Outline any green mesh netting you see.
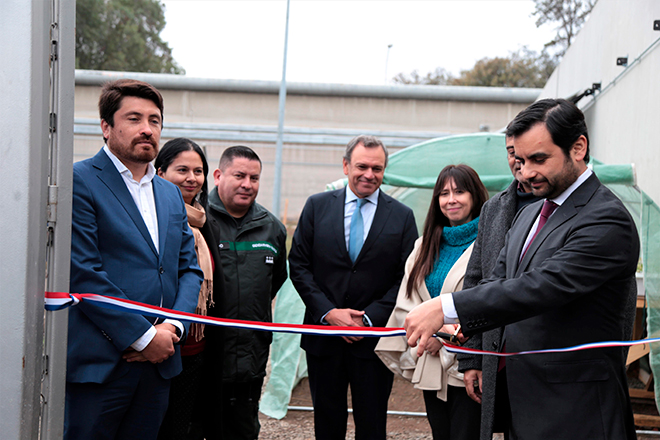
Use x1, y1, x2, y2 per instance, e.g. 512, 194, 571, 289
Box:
259, 272, 308, 419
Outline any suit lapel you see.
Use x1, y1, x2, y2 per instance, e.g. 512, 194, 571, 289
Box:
516, 202, 577, 274
332, 189, 351, 261
93, 150, 159, 257
508, 203, 540, 277
357, 191, 392, 262
153, 177, 169, 260
516, 174, 600, 274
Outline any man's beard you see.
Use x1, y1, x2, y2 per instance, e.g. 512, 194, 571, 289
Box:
110, 135, 158, 164
129, 136, 158, 163
531, 157, 579, 199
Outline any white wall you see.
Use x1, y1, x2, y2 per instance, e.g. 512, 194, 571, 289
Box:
540, 0, 660, 204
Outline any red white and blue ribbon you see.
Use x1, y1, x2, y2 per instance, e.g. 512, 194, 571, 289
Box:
44, 291, 404, 338
45, 291, 656, 356
441, 338, 656, 357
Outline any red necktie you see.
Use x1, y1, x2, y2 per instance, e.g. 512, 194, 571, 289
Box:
521, 200, 558, 260
502, 200, 559, 372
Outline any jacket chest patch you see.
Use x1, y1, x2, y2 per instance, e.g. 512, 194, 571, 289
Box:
218, 240, 279, 256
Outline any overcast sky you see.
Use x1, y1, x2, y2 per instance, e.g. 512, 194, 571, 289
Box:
160, 0, 556, 85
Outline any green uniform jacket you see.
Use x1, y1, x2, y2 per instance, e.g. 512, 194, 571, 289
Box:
206, 188, 287, 383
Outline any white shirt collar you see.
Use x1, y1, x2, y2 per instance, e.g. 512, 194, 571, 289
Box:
345, 186, 379, 206
549, 167, 593, 206
103, 144, 156, 183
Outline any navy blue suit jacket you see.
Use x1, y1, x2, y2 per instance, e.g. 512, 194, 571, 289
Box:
67, 148, 203, 383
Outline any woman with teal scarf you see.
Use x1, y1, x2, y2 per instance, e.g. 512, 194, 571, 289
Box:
376, 165, 488, 440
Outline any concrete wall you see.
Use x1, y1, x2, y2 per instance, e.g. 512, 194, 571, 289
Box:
540, 0, 660, 204
74, 72, 538, 220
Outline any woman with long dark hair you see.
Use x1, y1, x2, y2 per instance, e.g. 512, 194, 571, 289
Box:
155, 138, 224, 440
376, 164, 488, 440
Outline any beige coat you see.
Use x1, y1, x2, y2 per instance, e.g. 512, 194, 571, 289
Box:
375, 236, 474, 401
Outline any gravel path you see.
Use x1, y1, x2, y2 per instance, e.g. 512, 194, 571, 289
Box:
258, 376, 659, 439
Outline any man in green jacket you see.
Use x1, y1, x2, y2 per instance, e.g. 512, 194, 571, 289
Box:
205, 145, 287, 440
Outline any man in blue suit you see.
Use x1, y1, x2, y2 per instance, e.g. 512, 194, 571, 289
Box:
65, 79, 203, 439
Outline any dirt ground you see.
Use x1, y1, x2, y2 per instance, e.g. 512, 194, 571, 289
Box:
259, 374, 660, 440
259, 375, 435, 440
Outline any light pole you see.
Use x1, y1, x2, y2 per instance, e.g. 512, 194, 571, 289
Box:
384, 44, 393, 84
272, 0, 290, 219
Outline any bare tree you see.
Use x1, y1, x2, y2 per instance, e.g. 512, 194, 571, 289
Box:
392, 67, 455, 86
533, 0, 596, 57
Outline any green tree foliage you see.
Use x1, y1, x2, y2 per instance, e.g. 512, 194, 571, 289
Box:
533, 0, 596, 57
393, 48, 556, 88
76, 0, 184, 74
452, 48, 556, 88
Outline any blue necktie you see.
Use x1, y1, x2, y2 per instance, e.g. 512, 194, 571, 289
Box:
349, 198, 367, 262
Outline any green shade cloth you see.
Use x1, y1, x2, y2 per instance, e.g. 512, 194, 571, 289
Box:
383, 132, 635, 190
259, 272, 308, 419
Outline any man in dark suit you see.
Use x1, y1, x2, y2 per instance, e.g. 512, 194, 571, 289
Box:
66, 79, 203, 440
405, 99, 639, 439
457, 134, 539, 440
289, 135, 418, 440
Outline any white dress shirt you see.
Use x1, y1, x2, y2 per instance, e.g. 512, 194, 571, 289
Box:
344, 187, 379, 250
103, 145, 184, 350
321, 186, 380, 326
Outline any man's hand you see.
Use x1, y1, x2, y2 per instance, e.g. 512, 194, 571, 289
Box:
439, 323, 469, 345
325, 308, 365, 344
404, 297, 445, 357
425, 337, 443, 356
464, 369, 483, 404
122, 348, 148, 362
424, 324, 461, 355
440, 324, 459, 335
132, 323, 179, 364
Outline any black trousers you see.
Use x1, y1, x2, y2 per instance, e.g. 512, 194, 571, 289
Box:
209, 378, 264, 440
158, 352, 205, 440
493, 369, 511, 439
306, 350, 394, 440
422, 385, 481, 440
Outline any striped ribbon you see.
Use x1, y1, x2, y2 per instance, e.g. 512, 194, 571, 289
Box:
44, 291, 404, 338
441, 338, 656, 357
45, 291, 656, 357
